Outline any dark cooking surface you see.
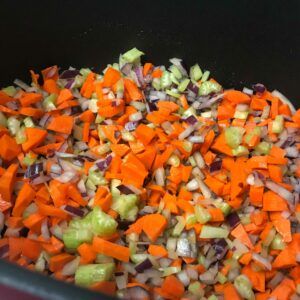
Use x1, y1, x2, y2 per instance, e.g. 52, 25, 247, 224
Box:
0, 0, 299, 300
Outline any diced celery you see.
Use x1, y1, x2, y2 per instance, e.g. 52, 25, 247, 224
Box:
75, 263, 115, 287
198, 81, 222, 96
244, 127, 261, 145
112, 63, 120, 70
183, 140, 193, 152
112, 194, 138, 221
129, 241, 137, 255
95, 115, 105, 124
7, 117, 20, 135
93, 143, 111, 155
166, 88, 180, 98
74, 75, 85, 88
232, 145, 249, 157
162, 266, 181, 277
234, 275, 255, 300
121, 130, 135, 142
2, 86, 17, 97
172, 216, 186, 237
272, 115, 284, 134
234, 110, 249, 119
0, 112, 7, 127
63, 228, 93, 249
169, 65, 182, 80
213, 199, 231, 216
160, 71, 172, 89
190, 64, 202, 81
178, 78, 190, 92
170, 73, 180, 85
23, 117, 35, 128
271, 233, 286, 250
182, 107, 196, 118
255, 141, 271, 155
201, 70, 210, 82
195, 205, 211, 224
115, 78, 124, 93
197, 254, 205, 265
201, 111, 212, 118
88, 170, 107, 186
79, 68, 92, 77
152, 78, 161, 90
86, 179, 97, 191
95, 254, 114, 264
131, 253, 149, 264
23, 154, 36, 166
217, 272, 227, 284
200, 225, 229, 239
16, 126, 27, 144
42, 94, 57, 111
207, 296, 218, 300
240, 214, 251, 225
88, 99, 98, 113
167, 154, 180, 167
188, 282, 204, 297
122, 48, 144, 63
90, 206, 117, 236
110, 179, 122, 199
185, 214, 197, 226
188, 156, 197, 167
225, 126, 245, 148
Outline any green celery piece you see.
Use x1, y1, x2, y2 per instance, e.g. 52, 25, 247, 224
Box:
270, 234, 286, 250
166, 89, 180, 98
178, 78, 190, 92
272, 115, 284, 134
232, 145, 249, 157
75, 263, 115, 287
198, 81, 221, 96
185, 214, 197, 226
95, 115, 105, 124
169, 65, 182, 80
201, 70, 210, 82
122, 48, 144, 63
42, 94, 57, 111
213, 199, 231, 216
244, 127, 261, 145
255, 141, 271, 155
182, 107, 196, 118
88, 170, 107, 186
110, 179, 122, 199
188, 281, 204, 297
172, 216, 186, 236
23, 117, 35, 128
23, 155, 36, 166
79, 68, 92, 77
0, 112, 7, 127
152, 78, 161, 90
195, 205, 211, 224
2, 86, 17, 97
234, 110, 249, 120
225, 126, 245, 149
217, 272, 227, 284
130, 253, 149, 264
234, 275, 255, 300
190, 64, 202, 81
112, 194, 138, 221
207, 296, 218, 300
7, 117, 20, 135
90, 206, 117, 236
160, 71, 172, 89
63, 228, 93, 249
200, 225, 229, 239
16, 127, 27, 144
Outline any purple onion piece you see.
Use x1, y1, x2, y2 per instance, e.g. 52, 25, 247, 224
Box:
252, 83, 266, 94
135, 258, 153, 273
63, 205, 84, 217
281, 136, 295, 149
65, 79, 75, 89
60, 69, 80, 79
77, 155, 95, 162
70, 106, 82, 115
24, 163, 43, 179
209, 160, 222, 173
125, 121, 139, 131
96, 155, 112, 171
212, 239, 228, 260
117, 185, 134, 195
121, 63, 132, 76
183, 115, 198, 125
227, 212, 240, 228
134, 66, 145, 86
146, 102, 157, 112
0, 244, 9, 258
19, 227, 30, 237
187, 82, 199, 95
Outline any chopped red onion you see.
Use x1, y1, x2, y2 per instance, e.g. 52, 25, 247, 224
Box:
31, 175, 51, 185
6, 101, 19, 111
186, 267, 198, 280
135, 258, 153, 273
176, 238, 191, 257
55, 152, 77, 158
266, 180, 294, 203
134, 67, 145, 86
169, 58, 188, 77
178, 126, 195, 140
227, 212, 240, 228
252, 83, 266, 93
96, 155, 112, 171
4, 227, 21, 237
285, 146, 299, 158
196, 93, 224, 110
0, 212, 4, 232
53, 171, 77, 183
0, 244, 9, 258
199, 266, 218, 284
123, 286, 150, 300
62, 205, 84, 217
117, 185, 134, 195
24, 162, 43, 179
209, 160, 222, 173
212, 239, 228, 260
60, 69, 80, 79
183, 115, 198, 125
186, 179, 199, 191
187, 82, 199, 95
125, 121, 139, 131
129, 111, 143, 122
61, 257, 80, 276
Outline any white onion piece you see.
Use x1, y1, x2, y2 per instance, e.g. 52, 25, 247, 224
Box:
55, 152, 77, 158
266, 180, 294, 203
188, 135, 204, 143
52, 171, 77, 183
193, 151, 205, 169
186, 179, 199, 191
155, 167, 165, 186
31, 175, 51, 185
252, 253, 272, 270
178, 126, 195, 140
177, 271, 190, 286
115, 273, 128, 289
196, 177, 212, 199
129, 111, 143, 122
272, 90, 296, 114
41, 219, 50, 240
242, 87, 253, 95
61, 257, 80, 276
14, 79, 31, 91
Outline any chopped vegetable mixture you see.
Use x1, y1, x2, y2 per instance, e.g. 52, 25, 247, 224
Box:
0, 48, 300, 300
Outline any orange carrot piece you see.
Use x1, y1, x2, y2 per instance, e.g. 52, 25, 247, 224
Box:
0, 163, 18, 202
263, 191, 288, 211
43, 79, 60, 94
77, 243, 96, 264
135, 124, 156, 145
22, 239, 42, 261
272, 219, 292, 242
224, 90, 251, 104
143, 62, 153, 76
49, 253, 74, 272
231, 224, 253, 249
47, 115, 74, 134
22, 127, 47, 152
142, 214, 167, 242
93, 237, 130, 262
124, 78, 143, 101
223, 283, 242, 300
103, 67, 121, 88
148, 244, 168, 257
19, 93, 43, 107
56, 88, 73, 105
161, 275, 185, 299
249, 186, 264, 207
0, 134, 21, 161
12, 182, 35, 217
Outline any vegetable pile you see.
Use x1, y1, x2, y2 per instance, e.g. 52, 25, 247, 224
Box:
0, 48, 299, 300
